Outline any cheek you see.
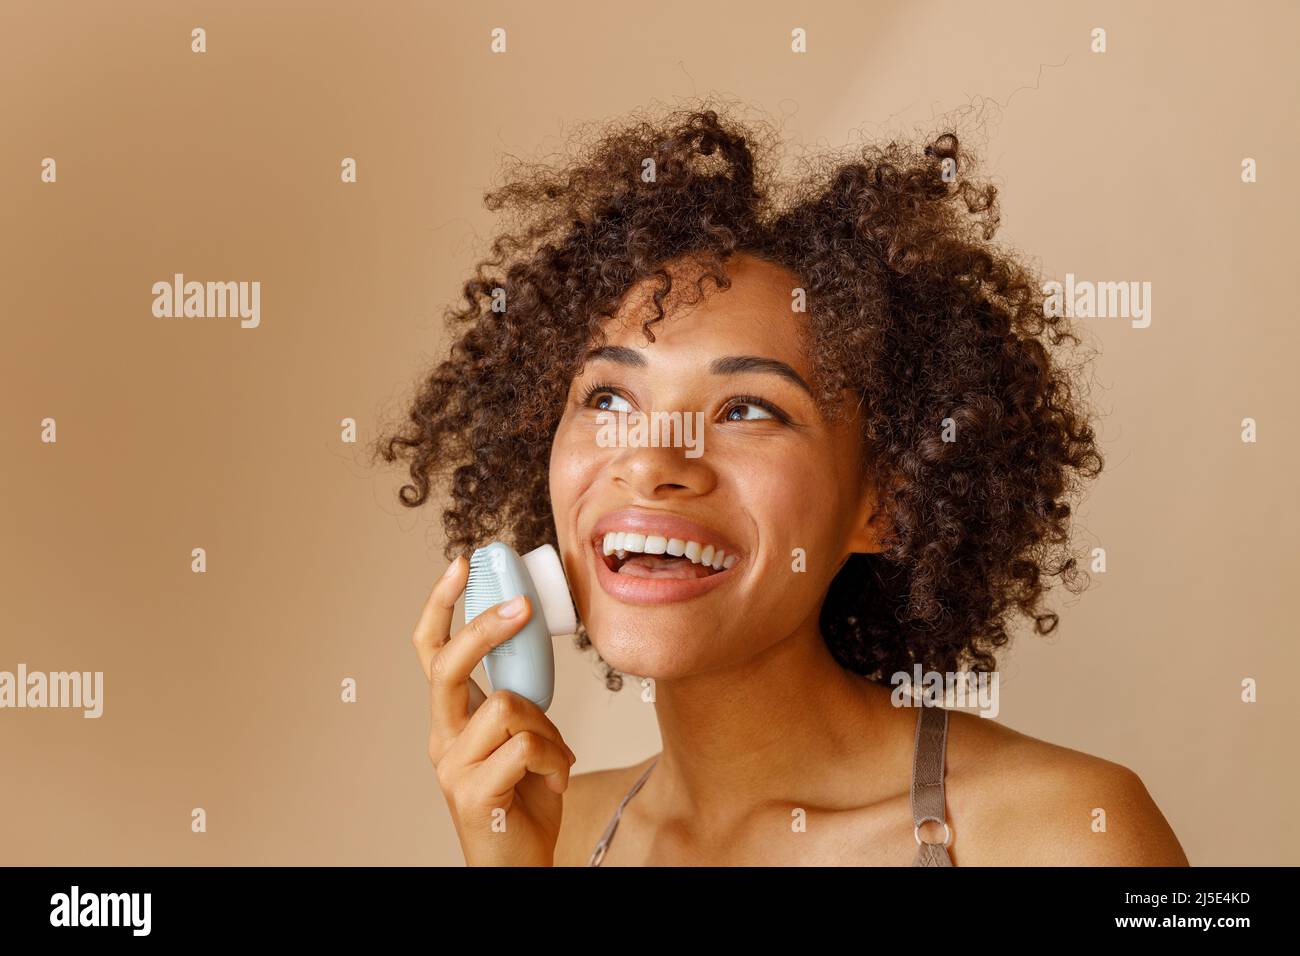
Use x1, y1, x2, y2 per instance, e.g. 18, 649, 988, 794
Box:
734, 444, 849, 574
548, 421, 604, 522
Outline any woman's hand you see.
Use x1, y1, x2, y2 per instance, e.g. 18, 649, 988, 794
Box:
412, 556, 576, 866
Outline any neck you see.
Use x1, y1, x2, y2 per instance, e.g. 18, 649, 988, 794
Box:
647, 615, 909, 823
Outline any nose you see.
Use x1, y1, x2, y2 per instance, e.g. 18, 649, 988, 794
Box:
609, 442, 716, 500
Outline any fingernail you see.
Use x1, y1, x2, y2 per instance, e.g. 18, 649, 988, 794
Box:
498, 595, 526, 618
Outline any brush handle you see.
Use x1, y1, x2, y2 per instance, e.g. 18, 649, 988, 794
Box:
468, 543, 559, 712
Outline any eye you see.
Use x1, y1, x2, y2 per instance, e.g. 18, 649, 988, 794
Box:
725, 402, 772, 421
722, 396, 782, 422
596, 391, 632, 413
580, 383, 633, 413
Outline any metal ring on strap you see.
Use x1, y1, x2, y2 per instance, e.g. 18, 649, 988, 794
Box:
913, 817, 953, 847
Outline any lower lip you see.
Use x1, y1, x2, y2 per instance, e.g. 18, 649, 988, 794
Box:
591, 543, 739, 605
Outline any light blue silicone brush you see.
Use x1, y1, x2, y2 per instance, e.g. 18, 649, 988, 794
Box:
463, 542, 577, 713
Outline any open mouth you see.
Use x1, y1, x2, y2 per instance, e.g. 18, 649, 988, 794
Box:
594, 532, 738, 580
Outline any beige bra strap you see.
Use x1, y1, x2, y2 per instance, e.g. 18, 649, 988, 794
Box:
910, 704, 954, 867
587, 757, 659, 867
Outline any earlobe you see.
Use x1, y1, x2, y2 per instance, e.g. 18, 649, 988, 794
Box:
846, 484, 892, 555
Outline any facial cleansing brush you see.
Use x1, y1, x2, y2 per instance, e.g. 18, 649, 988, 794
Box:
463, 542, 578, 713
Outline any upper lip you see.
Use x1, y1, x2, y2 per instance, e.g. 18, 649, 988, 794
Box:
589, 508, 743, 557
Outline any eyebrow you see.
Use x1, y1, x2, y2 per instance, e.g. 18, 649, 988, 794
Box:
709, 355, 812, 395
583, 346, 813, 396
583, 345, 646, 367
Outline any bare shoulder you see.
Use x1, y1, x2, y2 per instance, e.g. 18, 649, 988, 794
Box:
553, 755, 658, 867
941, 710, 1189, 866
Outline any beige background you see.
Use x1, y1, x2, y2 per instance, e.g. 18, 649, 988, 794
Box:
1, 0, 1296, 865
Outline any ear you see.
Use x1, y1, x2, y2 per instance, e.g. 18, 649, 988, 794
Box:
845, 477, 895, 555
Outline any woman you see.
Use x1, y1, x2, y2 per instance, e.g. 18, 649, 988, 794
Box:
380, 105, 1188, 866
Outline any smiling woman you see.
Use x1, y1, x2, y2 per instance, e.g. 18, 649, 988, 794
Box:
377, 102, 1188, 867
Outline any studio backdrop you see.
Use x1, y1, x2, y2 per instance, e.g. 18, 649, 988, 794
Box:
1, 0, 1296, 865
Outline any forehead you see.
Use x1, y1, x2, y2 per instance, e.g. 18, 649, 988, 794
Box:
599, 254, 810, 372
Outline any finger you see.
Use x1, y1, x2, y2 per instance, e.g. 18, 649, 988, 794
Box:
412, 556, 468, 681
467, 678, 488, 715
457, 689, 577, 768
427, 675, 490, 769
429, 595, 534, 742
472, 731, 573, 803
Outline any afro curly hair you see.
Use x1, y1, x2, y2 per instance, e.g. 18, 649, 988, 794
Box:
376, 100, 1104, 690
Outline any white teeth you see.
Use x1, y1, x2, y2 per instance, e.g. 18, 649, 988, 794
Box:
599, 529, 740, 570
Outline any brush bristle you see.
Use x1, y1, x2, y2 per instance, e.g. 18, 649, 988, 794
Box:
464, 549, 504, 622
465, 547, 515, 657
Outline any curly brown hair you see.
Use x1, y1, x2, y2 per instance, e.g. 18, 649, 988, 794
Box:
376, 101, 1104, 688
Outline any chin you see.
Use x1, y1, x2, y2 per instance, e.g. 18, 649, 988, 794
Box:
583, 613, 722, 681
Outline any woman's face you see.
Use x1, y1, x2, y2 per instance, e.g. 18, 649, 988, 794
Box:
548, 253, 883, 680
